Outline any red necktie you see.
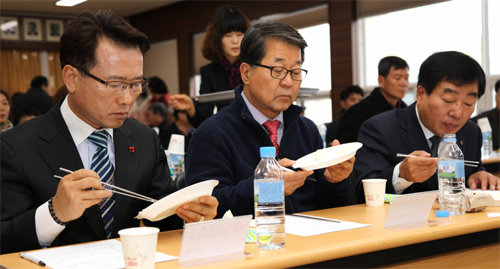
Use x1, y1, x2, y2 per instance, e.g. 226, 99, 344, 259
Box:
262, 120, 280, 158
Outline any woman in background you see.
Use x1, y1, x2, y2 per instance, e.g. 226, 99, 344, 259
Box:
171, 5, 250, 127
0, 90, 13, 132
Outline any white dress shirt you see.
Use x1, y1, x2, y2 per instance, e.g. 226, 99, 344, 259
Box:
392, 105, 437, 193
241, 90, 284, 144
35, 97, 114, 247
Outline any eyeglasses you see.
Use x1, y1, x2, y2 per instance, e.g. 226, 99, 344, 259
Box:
74, 66, 149, 95
252, 63, 308, 81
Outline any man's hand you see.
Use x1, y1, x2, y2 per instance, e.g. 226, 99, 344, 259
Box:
52, 169, 112, 223
468, 171, 500, 190
324, 140, 354, 183
175, 195, 218, 222
279, 158, 314, 196
399, 150, 437, 182
169, 94, 195, 117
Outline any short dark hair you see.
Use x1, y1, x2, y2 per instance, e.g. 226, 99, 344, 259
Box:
30, 76, 48, 88
0, 89, 10, 104
13, 105, 39, 125
495, 79, 500, 93
378, 56, 409, 77
241, 21, 307, 66
148, 102, 168, 120
60, 10, 150, 71
148, 77, 168, 94
417, 51, 486, 98
202, 5, 250, 62
340, 85, 364, 101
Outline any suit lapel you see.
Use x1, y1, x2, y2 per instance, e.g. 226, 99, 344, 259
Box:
400, 104, 430, 153
112, 121, 140, 234
38, 106, 106, 240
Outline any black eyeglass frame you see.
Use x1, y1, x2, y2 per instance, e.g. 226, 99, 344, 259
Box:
74, 66, 149, 94
251, 63, 308, 81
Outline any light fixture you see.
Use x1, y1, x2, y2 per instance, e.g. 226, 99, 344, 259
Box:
55, 0, 88, 7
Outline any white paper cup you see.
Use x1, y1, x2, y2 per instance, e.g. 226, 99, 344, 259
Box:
167, 134, 185, 155
118, 227, 159, 269
362, 179, 387, 207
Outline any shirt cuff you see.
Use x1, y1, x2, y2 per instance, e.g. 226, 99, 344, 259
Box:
35, 201, 66, 247
392, 162, 414, 194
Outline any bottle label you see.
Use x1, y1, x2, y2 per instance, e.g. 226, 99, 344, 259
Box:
482, 131, 492, 141
256, 181, 284, 204
438, 160, 465, 178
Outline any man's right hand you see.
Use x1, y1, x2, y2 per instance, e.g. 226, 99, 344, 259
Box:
399, 150, 438, 183
52, 169, 112, 223
279, 158, 314, 196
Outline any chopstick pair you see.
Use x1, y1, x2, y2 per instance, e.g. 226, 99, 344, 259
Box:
396, 153, 479, 167
54, 167, 157, 203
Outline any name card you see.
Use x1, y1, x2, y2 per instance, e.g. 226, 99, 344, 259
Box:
179, 215, 252, 266
384, 190, 437, 229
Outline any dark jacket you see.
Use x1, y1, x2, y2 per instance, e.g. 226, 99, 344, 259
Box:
337, 87, 407, 143
12, 87, 52, 114
1, 100, 182, 254
190, 62, 240, 127
354, 103, 484, 203
186, 85, 351, 218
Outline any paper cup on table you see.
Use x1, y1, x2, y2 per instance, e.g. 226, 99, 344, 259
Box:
362, 179, 387, 207
167, 134, 185, 155
119, 227, 159, 269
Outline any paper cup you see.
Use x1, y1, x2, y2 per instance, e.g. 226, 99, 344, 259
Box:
118, 227, 159, 269
362, 179, 387, 207
167, 134, 185, 155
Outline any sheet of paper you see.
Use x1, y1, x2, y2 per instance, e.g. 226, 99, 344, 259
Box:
179, 215, 252, 266
284, 215, 370, 236
22, 239, 177, 269
384, 190, 438, 230
466, 188, 500, 206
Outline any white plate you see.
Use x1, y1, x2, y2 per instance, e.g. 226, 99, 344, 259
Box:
136, 179, 219, 222
292, 142, 363, 170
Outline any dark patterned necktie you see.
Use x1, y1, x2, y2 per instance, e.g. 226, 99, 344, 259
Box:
88, 130, 115, 238
263, 120, 281, 158
430, 135, 442, 157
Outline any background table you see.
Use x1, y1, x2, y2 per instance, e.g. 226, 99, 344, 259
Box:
1, 203, 499, 268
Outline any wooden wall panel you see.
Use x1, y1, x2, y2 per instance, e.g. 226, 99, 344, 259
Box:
1, 49, 41, 97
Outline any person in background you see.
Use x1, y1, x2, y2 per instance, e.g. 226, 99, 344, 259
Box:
186, 21, 354, 218
337, 56, 409, 143
171, 5, 250, 128
1, 10, 218, 254
51, 85, 69, 107
12, 75, 52, 114
12, 105, 40, 125
146, 103, 194, 153
128, 86, 152, 125
325, 85, 364, 146
353, 51, 499, 203
472, 79, 499, 150
0, 90, 13, 132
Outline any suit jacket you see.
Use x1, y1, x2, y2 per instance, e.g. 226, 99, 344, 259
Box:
337, 88, 407, 143
190, 62, 237, 127
353, 103, 483, 203
12, 87, 52, 114
1, 101, 181, 254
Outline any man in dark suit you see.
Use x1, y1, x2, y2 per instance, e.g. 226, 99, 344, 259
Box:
354, 51, 499, 202
337, 56, 409, 143
12, 75, 52, 114
1, 10, 217, 254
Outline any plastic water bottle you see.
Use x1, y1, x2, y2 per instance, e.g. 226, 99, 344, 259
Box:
254, 146, 285, 249
437, 134, 466, 216
481, 130, 493, 158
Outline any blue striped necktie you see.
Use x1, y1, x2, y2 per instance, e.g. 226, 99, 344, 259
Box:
88, 130, 115, 238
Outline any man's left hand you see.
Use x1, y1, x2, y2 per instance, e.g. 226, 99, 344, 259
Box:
468, 171, 500, 190
175, 195, 218, 222
323, 140, 355, 183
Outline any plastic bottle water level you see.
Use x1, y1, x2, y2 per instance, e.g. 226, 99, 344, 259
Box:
438, 176, 465, 216
254, 201, 285, 249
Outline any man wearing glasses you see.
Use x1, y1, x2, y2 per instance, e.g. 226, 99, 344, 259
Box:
1, 10, 218, 254
186, 21, 354, 218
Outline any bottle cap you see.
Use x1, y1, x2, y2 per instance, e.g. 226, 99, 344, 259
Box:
436, 210, 450, 217
260, 146, 276, 158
